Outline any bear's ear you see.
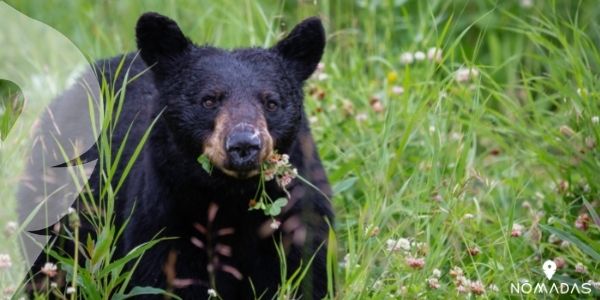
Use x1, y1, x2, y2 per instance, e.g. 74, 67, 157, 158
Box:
136, 12, 191, 75
273, 17, 326, 82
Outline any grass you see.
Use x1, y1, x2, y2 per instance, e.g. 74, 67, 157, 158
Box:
1, 0, 600, 299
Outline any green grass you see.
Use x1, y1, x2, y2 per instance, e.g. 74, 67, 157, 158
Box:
1, 0, 600, 299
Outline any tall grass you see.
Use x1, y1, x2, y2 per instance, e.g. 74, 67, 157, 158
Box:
1, 0, 599, 299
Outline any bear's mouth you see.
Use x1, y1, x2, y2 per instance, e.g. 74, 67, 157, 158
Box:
219, 167, 261, 179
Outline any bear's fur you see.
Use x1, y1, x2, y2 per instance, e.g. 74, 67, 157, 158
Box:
20, 12, 333, 300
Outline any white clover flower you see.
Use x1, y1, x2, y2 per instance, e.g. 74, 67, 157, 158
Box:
269, 220, 281, 230
66, 287, 76, 294
41, 262, 58, 277
0, 254, 12, 269
385, 238, 411, 252
208, 289, 217, 297
427, 47, 443, 62
406, 256, 425, 269
400, 52, 414, 64
414, 51, 426, 61
4, 221, 18, 236
372, 280, 383, 290
455, 67, 479, 83
428, 277, 441, 289
575, 262, 587, 274
470, 280, 486, 295
391, 86, 404, 95
592, 116, 599, 124
355, 113, 368, 122
432, 268, 442, 278
317, 73, 329, 81
520, 0, 533, 8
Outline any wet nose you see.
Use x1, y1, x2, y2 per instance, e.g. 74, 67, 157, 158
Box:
226, 128, 261, 170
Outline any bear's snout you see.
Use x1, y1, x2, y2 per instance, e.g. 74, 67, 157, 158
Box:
225, 123, 261, 171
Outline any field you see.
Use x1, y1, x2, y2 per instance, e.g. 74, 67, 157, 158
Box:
1, 0, 599, 299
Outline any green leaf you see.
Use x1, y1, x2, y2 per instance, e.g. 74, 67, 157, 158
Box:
332, 177, 358, 194
541, 224, 600, 261
268, 205, 281, 216
273, 197, 288, 207
197, 154, 213, 174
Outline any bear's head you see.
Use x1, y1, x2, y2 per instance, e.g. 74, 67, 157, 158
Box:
136, 13, 325, 179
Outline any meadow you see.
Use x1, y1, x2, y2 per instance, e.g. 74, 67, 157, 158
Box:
1, 0, 599, 299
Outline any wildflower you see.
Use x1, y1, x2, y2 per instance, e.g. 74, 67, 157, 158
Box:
470, 280, 486, 295
455, 275, 471, 287
66, 287, 76, 294
575, 262, 587, 274
456, 284, 469, 294
559, 125, 575, 137
4, 221, 17, 237
520, 0, 534, 8
263, 153, 297, 188
427, 277, 441, 289
269, 220, 281, 230
467, 246, 480, 256
366, 225, 380, 237
400, 52, 414, 64
586, 280, 600, 290
317, 73, 329, 81
355, 113, 368, 122
427, 47, 442, 62
511, 223, 524, 237
391, 86, 404, 95
585, 137, 596, 149
432, 268, 442, 278
372, 279, 383, 290
341, 100, 354, 116
521, 201, 531, 209
560, 240, 570, 248
3, 286, 15, 296
553, 257, 566, 269
406, 256, 425, 269
575, 213, 590, 231
207, 289, 217, 297
50, 282, 58, 289
386, 238, 410, 252
414, 51, 426, 61
488, 284, 499, 292
370, 97, 384, 114
548, 234, 561, 244
449, 266, 464, 278
41, 262, 58, 278
387, 71, 398, 83
455, 67, 479, 83
0, 254, 12, 269
339, 254, 350, 268
463, 213, 475, 220
592, 116, 599, 124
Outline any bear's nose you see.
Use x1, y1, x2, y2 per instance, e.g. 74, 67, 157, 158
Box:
225, 128, 261, 171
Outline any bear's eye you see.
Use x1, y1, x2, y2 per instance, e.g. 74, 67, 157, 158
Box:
201, 96, 218, 109
266, 100, 279, 112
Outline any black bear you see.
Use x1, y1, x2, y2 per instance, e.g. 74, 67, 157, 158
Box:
19, 12, 334, 300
